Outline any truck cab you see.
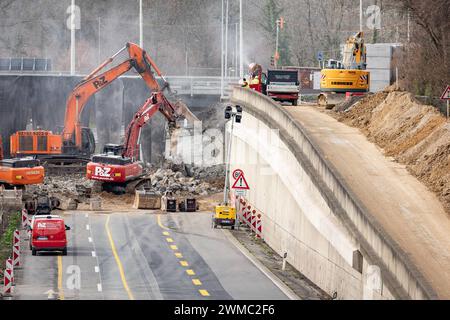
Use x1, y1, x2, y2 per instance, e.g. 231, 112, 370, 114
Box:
266, 69, 300, 105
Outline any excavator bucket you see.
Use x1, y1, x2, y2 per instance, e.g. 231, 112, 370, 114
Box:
133, 188, 161, 209
318, 93, 346, 109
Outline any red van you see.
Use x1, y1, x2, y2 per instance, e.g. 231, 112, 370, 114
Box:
30, 215, 70, 256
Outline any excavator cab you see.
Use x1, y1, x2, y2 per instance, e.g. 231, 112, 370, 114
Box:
102, 144, 124, 155
61, 127, 95, 157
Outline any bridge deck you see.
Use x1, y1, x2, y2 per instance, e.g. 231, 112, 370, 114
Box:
283, 105, 450, 299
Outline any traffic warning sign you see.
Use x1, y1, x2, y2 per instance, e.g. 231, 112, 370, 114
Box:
232, 169, 250, 190
441, 85, 450, 100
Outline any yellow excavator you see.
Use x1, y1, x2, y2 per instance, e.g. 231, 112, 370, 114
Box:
318, 31, 370, 108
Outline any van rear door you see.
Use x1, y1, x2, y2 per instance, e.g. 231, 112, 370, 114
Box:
35, 220, 65, 241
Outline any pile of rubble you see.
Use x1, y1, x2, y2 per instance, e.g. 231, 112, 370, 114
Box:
26, 163, 225, 204
148, 163, 225, 196
28, 173, 94, 199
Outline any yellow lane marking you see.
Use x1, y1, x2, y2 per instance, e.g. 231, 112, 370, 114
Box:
192, 279, 202, 286
157, 214, 170, 230
180, 261, 189, 267
57, 256, 65, 300
156, 214, 209, 297
105, 215, 135, 300
199, 289, 210, 296
186, 269, 195, 276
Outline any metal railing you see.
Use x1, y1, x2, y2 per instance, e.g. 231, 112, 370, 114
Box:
0, 67, 239, 98
0, 58, 52, 72
165, 76, 239, 97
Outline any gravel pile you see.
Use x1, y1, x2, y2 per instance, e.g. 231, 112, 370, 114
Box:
27, 163, 225, 199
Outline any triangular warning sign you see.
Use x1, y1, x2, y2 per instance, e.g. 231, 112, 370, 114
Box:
232, 173, 250, 190
441, 85, 450, 100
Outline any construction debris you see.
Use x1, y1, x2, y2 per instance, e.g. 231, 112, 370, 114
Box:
148, 164, 224, 197
25, 162, 224, 211
0, 189, 23, 212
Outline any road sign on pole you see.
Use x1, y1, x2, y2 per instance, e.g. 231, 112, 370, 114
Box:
441, 86, 450, 121
440, 85, 450, 100
317, 51, 323, 61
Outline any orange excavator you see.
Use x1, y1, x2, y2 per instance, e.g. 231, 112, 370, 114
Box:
10, 42, 193, 167
0, 136, 44, 188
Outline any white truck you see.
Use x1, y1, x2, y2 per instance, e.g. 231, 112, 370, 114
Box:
265, 69, 300, 106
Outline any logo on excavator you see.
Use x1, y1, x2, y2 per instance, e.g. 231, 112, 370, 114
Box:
94, 166, 111, 177
93, 76, 108, 89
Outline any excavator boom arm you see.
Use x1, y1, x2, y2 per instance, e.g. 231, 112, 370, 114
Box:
62, 42, 165, 149
62, 59, 133, 143
122, 92, 180, 160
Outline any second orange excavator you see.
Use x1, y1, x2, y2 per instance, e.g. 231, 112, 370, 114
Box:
10, 42, 191, 167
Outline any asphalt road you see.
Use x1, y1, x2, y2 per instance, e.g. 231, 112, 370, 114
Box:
14, 211, 289, 300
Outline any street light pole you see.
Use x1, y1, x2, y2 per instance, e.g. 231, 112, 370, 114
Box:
70, 0, 76, 75
224, 0, 229, 78
235, 23, 238, 77
223, 116, 234, 205
359, 0, 363, 32
98, 17, 101, 64
220, 0, 224, 99
239, 0, 244, 78
275, 20, 279, 68
223, 106, 242, 206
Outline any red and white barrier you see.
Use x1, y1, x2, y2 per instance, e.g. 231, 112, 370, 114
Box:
250, 210, 257, 233
238, 199, 247, 224
255, 214, 262, 239
13, 229, 20, 245
6, 257, 14, 288
236, 197, 264, 239
21, 209, 29, 229
3, 265, 12, 295
13, 244, 20, 268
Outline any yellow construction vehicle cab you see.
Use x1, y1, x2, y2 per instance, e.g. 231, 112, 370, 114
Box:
318, 31, 370, 108
213, 205, 236, 229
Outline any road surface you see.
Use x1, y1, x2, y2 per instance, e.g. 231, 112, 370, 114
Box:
283, 105, 450, 298
14, 211, 289, 300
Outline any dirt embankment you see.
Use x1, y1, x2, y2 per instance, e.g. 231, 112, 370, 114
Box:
334, 89, 450, 214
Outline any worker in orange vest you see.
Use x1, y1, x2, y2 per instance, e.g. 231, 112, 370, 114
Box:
250, 75, 260, 85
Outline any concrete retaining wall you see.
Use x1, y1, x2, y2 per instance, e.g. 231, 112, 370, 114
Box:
230, 87, 437, 300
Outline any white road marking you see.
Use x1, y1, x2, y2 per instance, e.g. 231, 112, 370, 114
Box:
91, 251, 96, 257
97, 283, 102, 292
88, 237, 93, 243
95, 266, 99, 273
86, 225, 90, 231
85, 213, 88, 218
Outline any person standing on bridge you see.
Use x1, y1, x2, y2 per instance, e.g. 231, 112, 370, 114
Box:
250, 75, 260, 85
